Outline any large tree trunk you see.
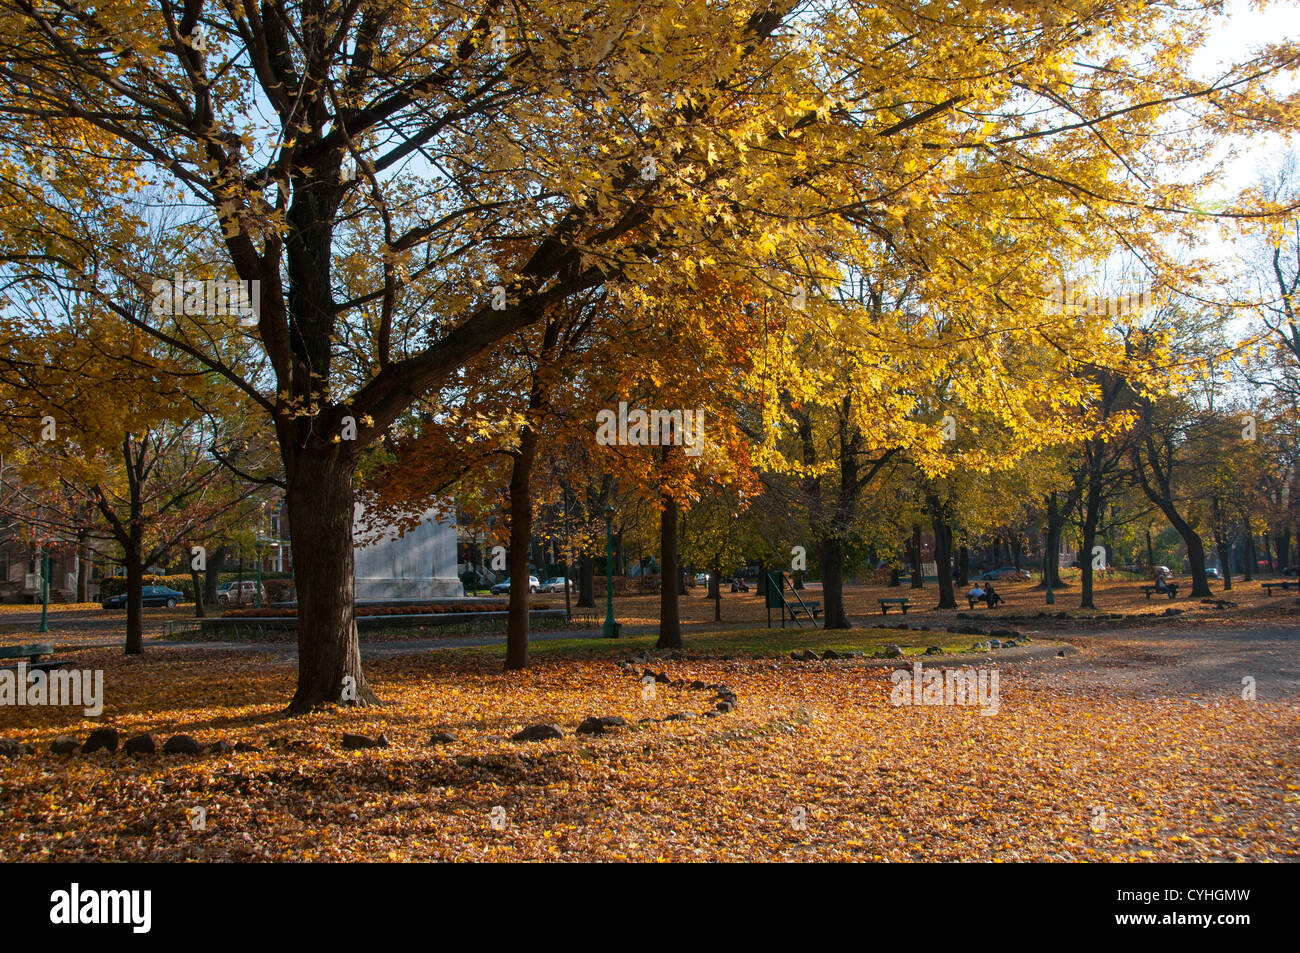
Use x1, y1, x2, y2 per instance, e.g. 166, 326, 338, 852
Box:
124, 532, 144, 656
1080, 475, 1101, 609
76, 530, 90, 603
1044, 491, 1069, 588
927, 497, 957, 610
817, 535, 851, 629
205, 545, 227, 605
1243, 528, 1255, 582
709, 559, 721, 623
190, 556, 205, 619
1278, 528, 1293, 570
1218, 537, 1233, 591
656, 493, 682, 649
957, 544, 969, 586
284, 454, 377, 714
577, 553, 595, 607
1158, 502, 1212, 597
504, 427, 538, 671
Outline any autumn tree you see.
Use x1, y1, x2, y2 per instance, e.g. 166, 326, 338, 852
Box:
3, 0, 1295, 709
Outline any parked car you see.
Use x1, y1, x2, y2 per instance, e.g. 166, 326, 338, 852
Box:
491, 575, 540, 595
1153, 565, 1173, 579
218, 580, 267, 606
978, 566, 1031, 582
102, 585, 186, 609
1205, 567, 1222, 579
1283, 566, 1300, 576
539, 577, 570, 593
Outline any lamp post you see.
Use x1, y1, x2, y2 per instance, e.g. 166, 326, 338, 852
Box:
38, 547, 49, 634
602, 505, 619, 638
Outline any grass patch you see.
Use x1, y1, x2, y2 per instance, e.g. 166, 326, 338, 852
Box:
446, 626, 990, 661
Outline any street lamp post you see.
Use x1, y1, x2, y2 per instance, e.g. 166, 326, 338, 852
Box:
38, 548, 49, 634
602, 505, 619, 638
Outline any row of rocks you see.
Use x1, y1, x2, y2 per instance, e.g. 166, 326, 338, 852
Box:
972, 637, 1023, 651
0, 727, 257, 759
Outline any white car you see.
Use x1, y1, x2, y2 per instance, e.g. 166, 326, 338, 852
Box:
218, 580, 266, 606
490, 575, 540, 595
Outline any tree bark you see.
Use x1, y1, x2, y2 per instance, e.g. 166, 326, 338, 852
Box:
124, 532, 144, 656
76, 530, 90, 603
190, 557, 205, 618
205, 545, 227, 605
710, 560, 721, 623
1156, 501, 1212, 596
1080, 471, 1102, 609
504, 426, 538, 670
817, 535, 851, 628
577, 553, 595, 608
927, 496, 957, 610
910, 524, 924, 589
656, 493, 682, 649
1044, 491, 1070, 588
284, 453, 377, 714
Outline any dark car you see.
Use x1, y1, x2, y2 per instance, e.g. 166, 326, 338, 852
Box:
102, 585, 185, 609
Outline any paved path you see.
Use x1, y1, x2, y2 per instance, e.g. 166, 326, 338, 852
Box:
10, 608, 1299, 699
1015, 619, 1300, 699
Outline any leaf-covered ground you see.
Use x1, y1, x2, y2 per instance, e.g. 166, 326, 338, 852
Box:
1, 627, 1295, 862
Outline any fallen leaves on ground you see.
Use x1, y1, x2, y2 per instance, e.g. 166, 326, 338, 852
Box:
0, 646, 1294, 861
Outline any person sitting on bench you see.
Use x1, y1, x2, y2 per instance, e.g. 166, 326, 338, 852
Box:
983, 583, 1004, 608
1154, 574, 1178, 599
968, 582, 986, 607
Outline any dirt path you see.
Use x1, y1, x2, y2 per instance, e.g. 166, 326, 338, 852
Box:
1014, 620, 1300, 700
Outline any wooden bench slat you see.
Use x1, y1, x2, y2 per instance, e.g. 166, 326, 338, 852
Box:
0, 644, 54, 660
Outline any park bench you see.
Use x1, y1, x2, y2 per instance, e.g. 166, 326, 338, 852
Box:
790, 601, 822, 622
1141, 585, 1178, 600
1261, 581, 1297, 595
879, 597, 911, 615
0, 643, 70, 672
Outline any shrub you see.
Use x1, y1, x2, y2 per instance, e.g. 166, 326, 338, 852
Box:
99, 573, 198, 600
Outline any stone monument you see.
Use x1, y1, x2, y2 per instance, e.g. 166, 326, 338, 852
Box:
352, 502, 464, 600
